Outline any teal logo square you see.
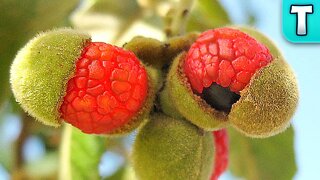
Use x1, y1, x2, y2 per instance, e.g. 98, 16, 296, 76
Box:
283, 0, 320, 43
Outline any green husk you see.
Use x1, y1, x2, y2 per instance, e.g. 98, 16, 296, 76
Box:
229, 57, 298, 137
165, 53, 227, 130
229, 27, 299, 138
164, 26, 298, 138
159, 87, 183, 119
132, 113, 214, 180
123, 36, 165, 68
10, 29, 91, 127
124, 33, 198, 68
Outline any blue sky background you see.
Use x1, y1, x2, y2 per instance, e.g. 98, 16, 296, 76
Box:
1, 0, 320, 179
220, 0, 320, 179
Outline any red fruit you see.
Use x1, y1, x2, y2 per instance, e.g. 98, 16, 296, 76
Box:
184, 28, 273, 94
59, 42, 148, 134
211, 129, 229, 180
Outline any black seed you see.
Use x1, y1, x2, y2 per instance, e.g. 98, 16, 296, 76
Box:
201, 83, 240, 113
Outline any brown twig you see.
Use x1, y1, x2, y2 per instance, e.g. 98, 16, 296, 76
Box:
12, 113, 32, 179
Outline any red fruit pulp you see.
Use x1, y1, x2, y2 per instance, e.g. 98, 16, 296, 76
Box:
60, 42, 148, 134
211, 129, 229, 180
184, 28, 273, 94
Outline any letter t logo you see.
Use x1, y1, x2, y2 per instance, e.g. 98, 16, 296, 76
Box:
290, 5, 314, 36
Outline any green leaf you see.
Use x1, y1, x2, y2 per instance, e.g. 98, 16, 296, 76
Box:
229, 126, 297, 180
59, 125, 105, 180
187, 0, 231, 32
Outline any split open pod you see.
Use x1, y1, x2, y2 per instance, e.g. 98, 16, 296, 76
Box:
162, 27, 299, 138
10, 29, 158, 135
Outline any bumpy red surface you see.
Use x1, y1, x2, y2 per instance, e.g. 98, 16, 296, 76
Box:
184, 28, 273, 94
60, 42, 148, 134
211, 129, 229, 180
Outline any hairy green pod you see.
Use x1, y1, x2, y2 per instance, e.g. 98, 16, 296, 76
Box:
124, 33, 198, 68
132, 114, 214, 180
164, 27, 298, 138
229, 27, 299, 138
10, 29, 91, 127
10, 29, 160, 136
165, 52, 228, 130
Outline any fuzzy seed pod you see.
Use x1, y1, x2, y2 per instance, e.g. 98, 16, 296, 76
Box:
124, 33, 198, 68
159, 87, 183, 119
163, 27, 298, 137
228, 27, 299, 137
132, 113, 214, 180
164, 52, 228, 130
10, 28, 157, 135
11, 29, 90, 127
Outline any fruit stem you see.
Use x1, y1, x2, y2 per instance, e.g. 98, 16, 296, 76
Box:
12, 113, 32, 178
165, 0, 195, 37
